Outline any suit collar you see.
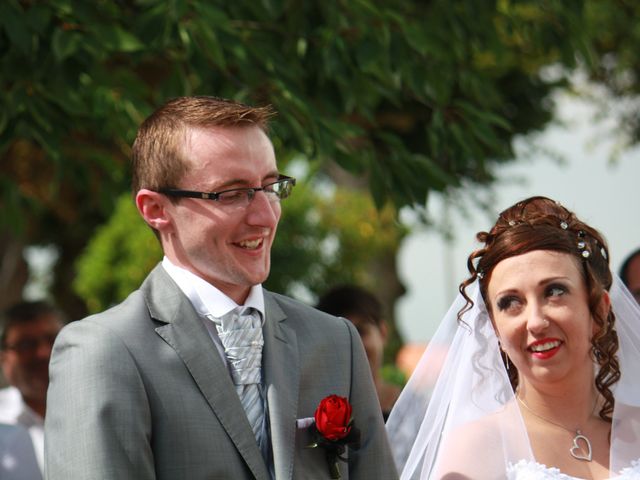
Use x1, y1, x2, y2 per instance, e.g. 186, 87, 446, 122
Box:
141, 265, 184, 325
144, 266, 271, 480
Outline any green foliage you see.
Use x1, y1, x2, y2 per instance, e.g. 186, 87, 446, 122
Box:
582, 0, 640, 148
381, 364, 407, 388
1, 0, 591, 232
74, 195, 161, 312
267, 181, 407, 299
2, 0, 638, 317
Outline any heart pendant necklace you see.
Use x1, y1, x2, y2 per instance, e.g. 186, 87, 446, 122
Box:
517, 396, 594, 462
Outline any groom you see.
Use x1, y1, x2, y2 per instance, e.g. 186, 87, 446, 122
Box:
45, 96, 397, 479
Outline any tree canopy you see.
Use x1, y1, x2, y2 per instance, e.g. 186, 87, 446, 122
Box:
1, 0, 638, 316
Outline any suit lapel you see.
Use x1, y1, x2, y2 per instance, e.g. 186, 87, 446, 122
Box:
263, 292, 299, 480
143, 266, 270, 480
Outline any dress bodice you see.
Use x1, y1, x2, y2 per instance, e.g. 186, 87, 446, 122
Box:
507, 459, 640, 480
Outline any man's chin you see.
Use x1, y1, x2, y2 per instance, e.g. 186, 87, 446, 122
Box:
239, 263, 270, 286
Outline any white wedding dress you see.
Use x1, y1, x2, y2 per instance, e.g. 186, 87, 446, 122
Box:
507, 459, 640, 479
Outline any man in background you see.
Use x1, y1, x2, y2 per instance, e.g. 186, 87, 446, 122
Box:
317, 285, 402, 421
0, 301, 64, 477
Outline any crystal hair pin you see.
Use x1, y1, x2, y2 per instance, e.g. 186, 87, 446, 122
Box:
576, 232, 590, 258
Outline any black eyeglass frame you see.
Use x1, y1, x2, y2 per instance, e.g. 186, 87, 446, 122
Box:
159, 174, 296, 203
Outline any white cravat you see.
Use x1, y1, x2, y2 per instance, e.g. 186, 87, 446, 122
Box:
161, 258, 272, 473
211, 306, 265, 441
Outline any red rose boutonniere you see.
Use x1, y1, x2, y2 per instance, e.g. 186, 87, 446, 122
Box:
307, 395, 361, 479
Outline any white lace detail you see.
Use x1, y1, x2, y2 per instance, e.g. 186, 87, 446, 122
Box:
507, 459, 640, 480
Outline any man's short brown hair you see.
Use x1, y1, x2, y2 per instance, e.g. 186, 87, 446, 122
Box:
131, 96, 275, 194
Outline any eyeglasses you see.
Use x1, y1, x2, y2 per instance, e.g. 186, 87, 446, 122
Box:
160, 175, 296, 208
2, 334, 58, 355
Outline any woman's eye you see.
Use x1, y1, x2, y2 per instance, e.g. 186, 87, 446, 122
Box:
496, 296, 518, 312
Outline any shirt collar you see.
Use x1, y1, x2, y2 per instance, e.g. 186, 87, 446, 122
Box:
161, 257, 265, 319
17, 401, 43, 427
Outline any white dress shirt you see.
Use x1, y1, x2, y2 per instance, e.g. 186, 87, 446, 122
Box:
161, 257, 266, 365
0, 423, 42, 480
161, 257, 274, 478
0, 386, 44, 477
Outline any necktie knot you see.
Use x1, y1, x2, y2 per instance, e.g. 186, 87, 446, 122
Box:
216, 307, 264, 386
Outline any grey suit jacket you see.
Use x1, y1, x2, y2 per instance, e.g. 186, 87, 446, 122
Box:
45, 265, 397, 479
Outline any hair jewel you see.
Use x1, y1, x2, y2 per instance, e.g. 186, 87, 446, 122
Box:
508, 220, 516, 227
560, 221, 569, 230
477, 270, 485, 280
576, 231, 591, 258
600, 247, 607, 260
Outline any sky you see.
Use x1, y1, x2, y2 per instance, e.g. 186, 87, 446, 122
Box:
395, 90, 640, 343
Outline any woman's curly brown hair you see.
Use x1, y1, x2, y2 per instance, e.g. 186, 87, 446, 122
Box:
458, 196, 620, 421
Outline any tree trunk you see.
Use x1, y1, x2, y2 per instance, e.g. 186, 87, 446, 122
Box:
0, 230, 29, 386
0, 231, 29, 311
323, 161, 407, 362
367, 251, 406, 364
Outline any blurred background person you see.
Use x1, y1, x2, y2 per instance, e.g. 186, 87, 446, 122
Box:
317, 284, 401, 420
0, 301, 65, 477
619, 247, 640, 304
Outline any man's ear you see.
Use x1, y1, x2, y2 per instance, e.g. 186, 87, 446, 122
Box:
136, 189, 172, 233
379, 321, 389, 343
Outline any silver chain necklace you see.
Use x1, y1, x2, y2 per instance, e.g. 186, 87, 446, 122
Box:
517, 396, 596, 462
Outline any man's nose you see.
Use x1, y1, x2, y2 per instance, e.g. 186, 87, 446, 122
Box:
34, 337, 55, 359
245, 190, 279, 227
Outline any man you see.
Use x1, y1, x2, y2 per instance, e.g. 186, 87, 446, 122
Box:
620, 247, 640, 304
45, 96, 397, 479
0, 301, 64, 478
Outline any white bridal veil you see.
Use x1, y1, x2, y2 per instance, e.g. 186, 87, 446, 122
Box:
386, 277, 640, 479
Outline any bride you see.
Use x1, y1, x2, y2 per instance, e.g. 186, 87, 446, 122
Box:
386, 196, 640, 479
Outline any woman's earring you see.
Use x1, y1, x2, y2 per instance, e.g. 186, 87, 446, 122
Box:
592, 343, 604, 362
498, 340, 510, 371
